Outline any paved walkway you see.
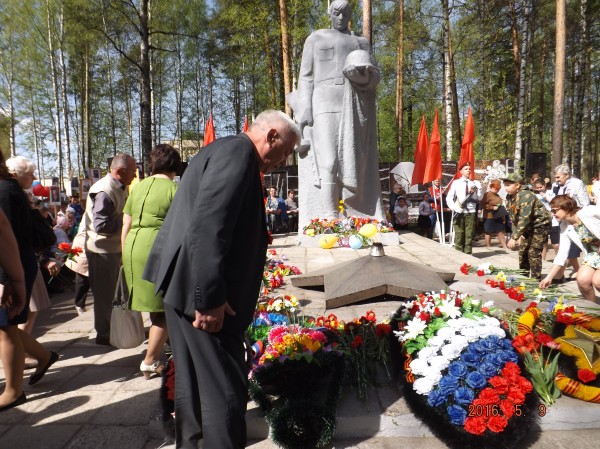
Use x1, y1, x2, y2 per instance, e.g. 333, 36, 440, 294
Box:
1, 231, 598, 449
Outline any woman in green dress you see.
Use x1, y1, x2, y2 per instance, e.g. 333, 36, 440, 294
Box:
121, 144, 181, 378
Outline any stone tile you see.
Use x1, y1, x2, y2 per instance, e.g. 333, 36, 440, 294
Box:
0, 423, 81, 449
91, 390, 159, 425
55, 365, 138, 392
65, 425, 149, 449
27, 390, 111, 425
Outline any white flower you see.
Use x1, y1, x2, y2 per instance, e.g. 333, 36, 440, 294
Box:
434, 326, 455, 340
417, 346, 438, 361
441, 343, 465, 360
427, 335, 446, 349
409, 357, 429, 376
413, 373, 441, 395
483, 300, 494, 309
460, 326, 480, 342
477, 262, 493, 275
429, 355, 450, 371
402, 317, 428, 341
438, 300, 461, 319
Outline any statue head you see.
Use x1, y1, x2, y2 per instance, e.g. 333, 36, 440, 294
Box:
329, 0, 351, 31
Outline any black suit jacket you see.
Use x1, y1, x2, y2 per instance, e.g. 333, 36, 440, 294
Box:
143, 134, 268, 334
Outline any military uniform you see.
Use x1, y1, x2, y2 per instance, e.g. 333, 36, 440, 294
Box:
506, 188, 551, 279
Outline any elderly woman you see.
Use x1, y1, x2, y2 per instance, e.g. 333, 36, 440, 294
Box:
5, 156, 56, 337
0, 153, 58, 411
121, 144, 181, 379
540, 195, 600, 303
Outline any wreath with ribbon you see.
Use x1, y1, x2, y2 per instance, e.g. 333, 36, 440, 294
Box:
517, 306, 600, 403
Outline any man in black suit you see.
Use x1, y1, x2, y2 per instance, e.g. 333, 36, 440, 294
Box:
144, 110, 299, 449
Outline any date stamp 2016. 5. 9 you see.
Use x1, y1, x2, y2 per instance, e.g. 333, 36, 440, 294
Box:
467, 404, 547, 418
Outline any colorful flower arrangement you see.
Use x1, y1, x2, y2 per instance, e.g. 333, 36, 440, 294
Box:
392, 291, 539, 448
303, 217, 394, 237
261, 251, 302, 293
315, 310, 392, 401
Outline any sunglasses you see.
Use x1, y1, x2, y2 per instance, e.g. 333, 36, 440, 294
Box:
550, 208, 561, 214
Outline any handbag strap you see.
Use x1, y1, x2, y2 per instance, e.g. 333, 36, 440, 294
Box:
113, 266, 130, 308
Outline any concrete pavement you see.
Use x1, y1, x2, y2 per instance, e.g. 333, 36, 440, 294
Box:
1, 230, 599, 449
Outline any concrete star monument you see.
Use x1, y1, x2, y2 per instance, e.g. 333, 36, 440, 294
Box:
291, 243, 455, 309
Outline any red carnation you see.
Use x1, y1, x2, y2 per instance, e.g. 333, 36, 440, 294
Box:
477, 269, 485, 276
478, 388, 501, 405
419, 312, 431, 323
487, 415, 509, 433
460, 263, 471, 275
351, 335, 364, 349
434, 307, 441, 317
518, 377, 533, 394
578, 369, 597, 384
488, 376, 510, 395
455, 298, 462, 307
507, 386, 526, 404
364, 310, 377, 322
464, 416, 487, 435
535, 332, 560, 350
375, 323, 392, 337
500, 398, 516, 418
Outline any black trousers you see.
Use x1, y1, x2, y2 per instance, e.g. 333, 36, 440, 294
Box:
165, 304, 248, 449
74, 273, 90, 308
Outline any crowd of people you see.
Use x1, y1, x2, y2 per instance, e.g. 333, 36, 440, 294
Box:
387, 163, 600, 305
0, 110, 300, 449
4, 107, 600, 449
264, 187, 298, 233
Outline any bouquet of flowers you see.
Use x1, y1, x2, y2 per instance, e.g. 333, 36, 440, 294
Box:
55, 242, 83, 261
315, 310, 392, 401
248, 325, 346, 449
392, 290, 540, 449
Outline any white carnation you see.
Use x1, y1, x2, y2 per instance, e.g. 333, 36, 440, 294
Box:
409, 357, 429, 376
441, 343, 465, 360
429, 355, 451, 371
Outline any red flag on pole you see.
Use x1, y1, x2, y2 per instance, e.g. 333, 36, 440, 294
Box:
454, 107, 475, 180
243, 116, 249, 132
203, 115, 216, 147
411, 116, 429, 185
422, 110, 442, 184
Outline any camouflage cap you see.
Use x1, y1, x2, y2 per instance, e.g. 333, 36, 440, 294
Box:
501, 172, 524, 184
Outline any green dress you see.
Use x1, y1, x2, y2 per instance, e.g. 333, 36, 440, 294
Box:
123, 176, 178, 312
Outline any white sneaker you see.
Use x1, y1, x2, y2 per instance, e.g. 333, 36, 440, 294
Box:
75, 306, 86, 316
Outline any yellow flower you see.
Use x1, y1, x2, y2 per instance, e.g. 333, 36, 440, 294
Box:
533, 288, 542, 296
306, 229, 315, 237
495, 271, 506, 282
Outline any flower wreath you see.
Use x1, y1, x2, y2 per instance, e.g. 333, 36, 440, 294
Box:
517, 306, 600, 403
392, 291, 539, 449
552, 309, 600, 403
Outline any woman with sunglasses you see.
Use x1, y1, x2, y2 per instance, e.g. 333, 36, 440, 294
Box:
539, 195, 600, 303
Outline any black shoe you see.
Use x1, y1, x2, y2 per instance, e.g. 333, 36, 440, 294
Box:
0, 393, 27, 412
95, 335, 112, 346
29, 352, 59, 385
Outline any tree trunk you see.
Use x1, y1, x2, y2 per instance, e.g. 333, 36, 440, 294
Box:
84, 41, 90, 172
448, 25, 461, 145
264, 29, 277, 107
573, 0, 588, 178
508, 0, 521, 89
58, 5, 72, 176
552, 0, 566, 168
46, 0, 63, 185
101, 10, 117, 156
442, 0, 453, 159
514, 0, 530, 164
362, 0, 372, 46
567, 60, 576, 168
279, 0, 293, 116
139, 0, 152, 164
538, 35, 547, 151
395, 0, 404, 160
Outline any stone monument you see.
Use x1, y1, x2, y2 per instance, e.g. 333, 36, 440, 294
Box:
287, 0, 384, 233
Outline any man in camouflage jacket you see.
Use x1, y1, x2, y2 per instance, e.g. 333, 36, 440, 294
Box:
503, 173, 551, 280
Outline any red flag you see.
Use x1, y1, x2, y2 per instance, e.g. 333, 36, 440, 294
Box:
454, 108, 475, 180
243, 116, 249, 132
411, 116, 429, 185
422, 110, 442, 184
203, 115, 215, 146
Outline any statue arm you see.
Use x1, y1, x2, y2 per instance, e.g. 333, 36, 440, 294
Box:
297, 35, 315, 126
